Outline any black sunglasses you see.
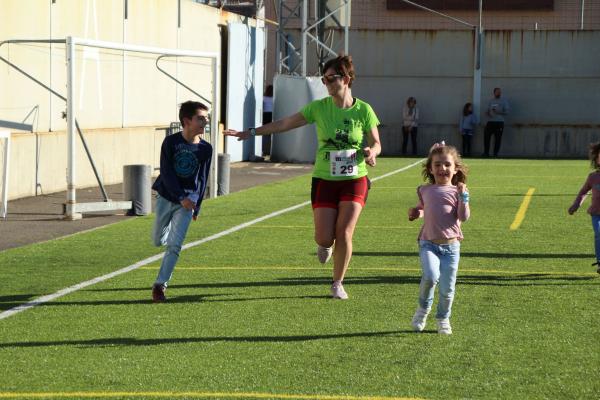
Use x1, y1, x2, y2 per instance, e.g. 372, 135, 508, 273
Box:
321, 74, 344, 84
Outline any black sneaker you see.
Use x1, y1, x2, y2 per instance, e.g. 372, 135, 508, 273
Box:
152, 284, 166, 302
592, 261, 600, 275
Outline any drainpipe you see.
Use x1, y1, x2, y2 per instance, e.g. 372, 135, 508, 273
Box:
580, 0, 585, 30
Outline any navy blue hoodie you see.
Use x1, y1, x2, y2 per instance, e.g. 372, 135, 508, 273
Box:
152, 132, 213, 217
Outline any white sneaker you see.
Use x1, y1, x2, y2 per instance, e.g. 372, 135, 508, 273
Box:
317, 245, 333, 264
437, 318, 452, 335
411, 307, 430, 332
330, 282, 348, 300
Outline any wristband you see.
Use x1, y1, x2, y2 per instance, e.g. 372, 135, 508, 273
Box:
249, 127, 257, 136
459, 192, 470, 203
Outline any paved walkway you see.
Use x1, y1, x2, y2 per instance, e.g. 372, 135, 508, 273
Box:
0, 161, 313, 251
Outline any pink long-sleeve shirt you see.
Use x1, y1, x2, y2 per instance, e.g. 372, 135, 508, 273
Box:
414, 184, 470, 241
570, 171, 600, 215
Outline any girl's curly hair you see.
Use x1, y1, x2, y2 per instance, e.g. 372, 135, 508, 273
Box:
422, 144, 468, 185
589, 142, 600, 170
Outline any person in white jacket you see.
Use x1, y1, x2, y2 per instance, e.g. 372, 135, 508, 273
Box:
402, 97, 419, 155
483, 87, 510, 157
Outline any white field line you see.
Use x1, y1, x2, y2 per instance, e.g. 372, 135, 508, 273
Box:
0, 160, 424, 321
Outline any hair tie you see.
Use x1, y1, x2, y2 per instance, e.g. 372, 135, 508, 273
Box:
429, 141, 446, 152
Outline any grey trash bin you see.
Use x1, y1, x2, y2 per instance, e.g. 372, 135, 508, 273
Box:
218, 153, 230, 196
123, 164, 152, 216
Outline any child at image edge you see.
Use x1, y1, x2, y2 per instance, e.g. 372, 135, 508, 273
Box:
408, 142, 470, 335
568, 141, 600, 274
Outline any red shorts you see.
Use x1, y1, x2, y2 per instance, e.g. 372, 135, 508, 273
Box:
311, 176, 370, 209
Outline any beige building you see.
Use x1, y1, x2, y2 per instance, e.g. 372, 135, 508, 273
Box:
0, 0, 254, 204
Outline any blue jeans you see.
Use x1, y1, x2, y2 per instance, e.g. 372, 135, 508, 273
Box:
591, 215, 600, 262
417, 240, 461, 320
152, 195, 193, 287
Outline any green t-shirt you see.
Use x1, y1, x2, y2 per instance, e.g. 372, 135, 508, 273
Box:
301, 96, 380, 181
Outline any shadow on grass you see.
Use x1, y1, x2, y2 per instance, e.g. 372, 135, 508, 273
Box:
0, 330, 413, 348
6, 274, 596, 312
86, 275, 422, 292
353, 251, 591, 259
37, 294, 340, 307
0, 294, 38, 311
37, 294, 216, 307
457, 274, 599, 286
84, 271, 599, 296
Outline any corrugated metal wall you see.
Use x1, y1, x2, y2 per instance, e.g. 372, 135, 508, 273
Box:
276, 29, 600, 157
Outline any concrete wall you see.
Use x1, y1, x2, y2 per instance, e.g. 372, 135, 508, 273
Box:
272, 29, 600, 157
0, 0, 253, 200
5, 127, 163, 199
348, 29, 600, 157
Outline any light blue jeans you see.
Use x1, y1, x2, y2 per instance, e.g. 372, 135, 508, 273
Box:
591, 215, 600, 262
417, 240, 461, 320
152, 195, 193, 287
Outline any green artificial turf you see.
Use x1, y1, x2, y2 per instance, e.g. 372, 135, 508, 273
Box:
1, 158, 598, 400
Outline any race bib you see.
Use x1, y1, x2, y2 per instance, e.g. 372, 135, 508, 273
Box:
329, 149, 358, 177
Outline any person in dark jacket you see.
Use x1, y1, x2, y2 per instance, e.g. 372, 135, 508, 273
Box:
151, 100, 213, 302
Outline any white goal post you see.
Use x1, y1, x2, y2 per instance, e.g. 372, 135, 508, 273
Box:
0, 130, 9, 219
64, 36, 220, 220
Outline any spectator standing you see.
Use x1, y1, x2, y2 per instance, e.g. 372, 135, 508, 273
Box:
262, 84, 274, 156
459, 102, 478, 157
402, 97, 419, 155
483, 88, 509, 157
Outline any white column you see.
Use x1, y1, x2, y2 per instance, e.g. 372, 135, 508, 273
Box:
301, 0, 307, 76
65, 36, 82, 220
473, 0, 483, 119
209, 56, 220, 198
472, 28, 483, 118
0, 130, 10, 219
344, 0, 350, 54
581, 0, 586, 30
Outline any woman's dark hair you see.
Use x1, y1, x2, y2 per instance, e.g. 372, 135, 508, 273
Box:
322, 55, 355, 88
264, 84, 273, 97
406, 97, 416, 107
463, 102, 472, 116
